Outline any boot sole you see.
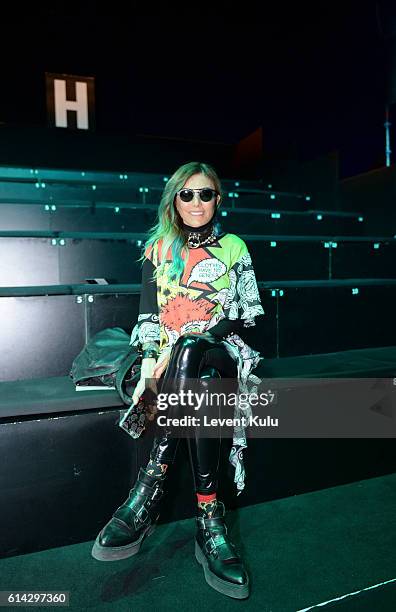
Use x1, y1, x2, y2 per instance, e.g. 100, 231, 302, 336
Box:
91, 522, 157, 562
195, 540, 250, 599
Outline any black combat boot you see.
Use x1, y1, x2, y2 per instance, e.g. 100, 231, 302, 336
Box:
195, 500, 250, 599
91, 466, 166, 561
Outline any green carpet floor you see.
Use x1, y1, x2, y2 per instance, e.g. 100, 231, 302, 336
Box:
0, 473, 395, 611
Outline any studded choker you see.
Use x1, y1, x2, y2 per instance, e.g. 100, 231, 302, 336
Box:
185, 229, 217, 249
181, 216, 217, 249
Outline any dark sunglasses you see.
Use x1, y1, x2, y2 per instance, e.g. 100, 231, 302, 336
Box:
176, 188, 218, 203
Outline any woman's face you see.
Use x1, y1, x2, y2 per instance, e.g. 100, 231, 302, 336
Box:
174, 173, 219, 228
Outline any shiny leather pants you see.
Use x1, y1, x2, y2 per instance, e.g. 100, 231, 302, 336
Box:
149, 334, 238, 495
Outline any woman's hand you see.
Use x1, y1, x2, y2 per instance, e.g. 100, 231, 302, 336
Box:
131, 357, 157, 408
152, 350, 171, 380
131, 377, 146, 408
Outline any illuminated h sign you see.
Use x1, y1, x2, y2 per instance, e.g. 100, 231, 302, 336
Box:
45, 73, 95, 130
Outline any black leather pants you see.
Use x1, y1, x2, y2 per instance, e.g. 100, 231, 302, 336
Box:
149, 333, 238, 495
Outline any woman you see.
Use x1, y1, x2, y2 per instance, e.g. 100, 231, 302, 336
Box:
92, 162, 265, 600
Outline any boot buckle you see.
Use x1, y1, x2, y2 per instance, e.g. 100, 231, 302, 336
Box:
204, 536, 218, 556
134, 505, 150, 527
197, 516, 227, 535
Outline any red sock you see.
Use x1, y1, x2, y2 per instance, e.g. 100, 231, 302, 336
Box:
197, 492, 217, 504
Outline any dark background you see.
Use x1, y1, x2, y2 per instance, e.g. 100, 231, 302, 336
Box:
1, 2, 396, 178
1, 3, 396, 563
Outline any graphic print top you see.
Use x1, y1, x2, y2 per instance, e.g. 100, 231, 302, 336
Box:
131, 232, 265, 352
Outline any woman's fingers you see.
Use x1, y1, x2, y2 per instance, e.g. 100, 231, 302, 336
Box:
132, 378, 145, 406
133, 350, 172, 405
153, 363, 162, 379
153, 355, 170, 379
154, 363, 164, 379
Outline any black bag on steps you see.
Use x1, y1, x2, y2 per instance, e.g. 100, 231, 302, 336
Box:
69, 327, 142, 404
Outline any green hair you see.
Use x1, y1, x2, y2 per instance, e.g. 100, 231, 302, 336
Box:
139, 161, 222, 281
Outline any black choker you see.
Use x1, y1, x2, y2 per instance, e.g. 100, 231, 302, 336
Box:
185, 228, 217, 249
182, 219, 217, 249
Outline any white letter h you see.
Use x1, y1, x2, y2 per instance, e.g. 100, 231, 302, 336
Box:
54, 79, 89, 129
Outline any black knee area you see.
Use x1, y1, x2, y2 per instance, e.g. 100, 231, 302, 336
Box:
172, 333, 217, 360
165, 333, 219, 381
174, 332, 216, 348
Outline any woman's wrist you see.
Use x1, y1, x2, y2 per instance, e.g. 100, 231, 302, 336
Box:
142, 341, 160, 360
142, 349, 159, 359
141, 357, 157, 377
